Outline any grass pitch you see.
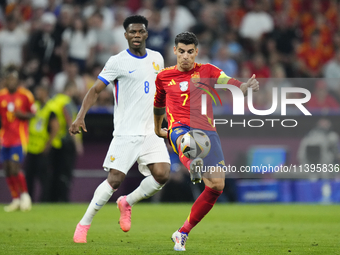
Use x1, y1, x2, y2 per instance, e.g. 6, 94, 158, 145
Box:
0, 203, 339, 254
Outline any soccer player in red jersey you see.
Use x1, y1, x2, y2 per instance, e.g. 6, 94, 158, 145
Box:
0, 65, 35, 212
154, 32, 259, 251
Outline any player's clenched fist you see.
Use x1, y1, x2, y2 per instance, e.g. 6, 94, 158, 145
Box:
69, 118, 87, 135
246, 74, 259, 92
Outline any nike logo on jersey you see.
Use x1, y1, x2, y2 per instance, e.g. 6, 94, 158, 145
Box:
95, 203, 104, 206
129, 70, 136, 73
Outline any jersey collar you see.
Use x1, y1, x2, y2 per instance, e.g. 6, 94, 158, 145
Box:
126, 49, 148, 59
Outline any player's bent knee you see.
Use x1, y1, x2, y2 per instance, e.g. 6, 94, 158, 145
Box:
205, 179, 225, 192
107, 169, 126, 189
150, 163, 170, 184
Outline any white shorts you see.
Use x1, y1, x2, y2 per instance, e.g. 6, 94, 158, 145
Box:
102, 133, 170, 176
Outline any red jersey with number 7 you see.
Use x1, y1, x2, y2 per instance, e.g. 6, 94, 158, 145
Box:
0, 87, 35, 148
154, 63, 242, 131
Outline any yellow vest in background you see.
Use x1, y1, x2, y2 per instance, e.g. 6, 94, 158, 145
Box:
27, 101, 55, 154
50, 94, 75, 149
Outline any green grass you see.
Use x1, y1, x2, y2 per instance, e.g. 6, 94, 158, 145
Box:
0, 203, 339, 254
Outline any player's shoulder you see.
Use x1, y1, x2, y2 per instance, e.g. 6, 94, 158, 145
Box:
0, 88, 8, 96
158, 65, 177, 76
17, 87, 34, 101
107, 51, 125, 62
146, 48, 163, 59
200, 63, 221, 71
17, 86, 32, 95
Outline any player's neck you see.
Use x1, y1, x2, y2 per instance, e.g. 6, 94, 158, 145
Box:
128, 48, 147, 57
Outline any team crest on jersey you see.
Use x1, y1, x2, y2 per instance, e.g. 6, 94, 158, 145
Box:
12, 153, 19, 162
179, 81, 188, 91
153, 61, 160, 73
191, 71, 200, 84
110, 156, 115, 162
7, 102, 15, 112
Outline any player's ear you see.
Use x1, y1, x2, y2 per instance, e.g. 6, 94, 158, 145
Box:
173, 46, 177, 55
124, 31, 127, 40
195, 47, 199, 56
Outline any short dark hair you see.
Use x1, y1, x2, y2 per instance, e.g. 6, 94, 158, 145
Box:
3, 64, 19, 78
123, 15, 148, 30
175, 32, 198, 47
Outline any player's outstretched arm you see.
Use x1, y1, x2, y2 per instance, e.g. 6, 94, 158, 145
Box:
154, 107, 167, 139
69, 79, 107, 135
240, 74, 260, 96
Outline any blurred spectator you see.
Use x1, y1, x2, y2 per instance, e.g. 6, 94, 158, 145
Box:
323, 49, 340, 98
61, 15, 97, 73
298, 118, 340, 178
265, 64, 293, 114
299, 0, 331, 44
53, 4, 74, 45
238, 64, 251, 79
46, 0, 63, 16
325, 0, 338, 31
5, 0, 32, 23
0, 15, 28, 68
25, 83, 59, 202
52, 61, 86, 103
190, 23, 214, 48
211, 45, 238, 77
90, 11, 116, 66
83, 0, 114, 30
137, 0, 155, 19
146, 9, 171, 59
160, 0, 196, 39
269, 11, 299, 77
20, 58, 41, 92
195, 44, 211, 64
239, 1, 274, 41
112, 8, 129, 53
49, 82, 83, 202
27, 12, 62, 78
245, 53, 270, 79
262, 38, 280, 67
212, 29, 243, 61
225, 0, 246, 31
306, 80, 340, 113
82, 64, 113, 107
266, 64, 292, 90
333, 32, 340, 51
296, 31, 331, 78
198, 2, 223, 35
31, 0, 49, 21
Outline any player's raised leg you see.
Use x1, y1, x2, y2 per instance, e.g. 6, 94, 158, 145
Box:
73, 169, 124, 243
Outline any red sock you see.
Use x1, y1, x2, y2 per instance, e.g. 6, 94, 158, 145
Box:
179, 186, 222, 234
15, 172, 28, 193
178, 144, 191, 170
6, 176, 20, 199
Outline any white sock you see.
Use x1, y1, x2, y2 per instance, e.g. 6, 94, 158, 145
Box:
79, 180, 115, 225
126, 175, 164, 206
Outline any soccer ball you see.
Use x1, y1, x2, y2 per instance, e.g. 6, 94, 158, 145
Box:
180, 130, 211, 159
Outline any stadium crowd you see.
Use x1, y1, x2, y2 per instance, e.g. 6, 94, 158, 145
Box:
0, 0, 339, 112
